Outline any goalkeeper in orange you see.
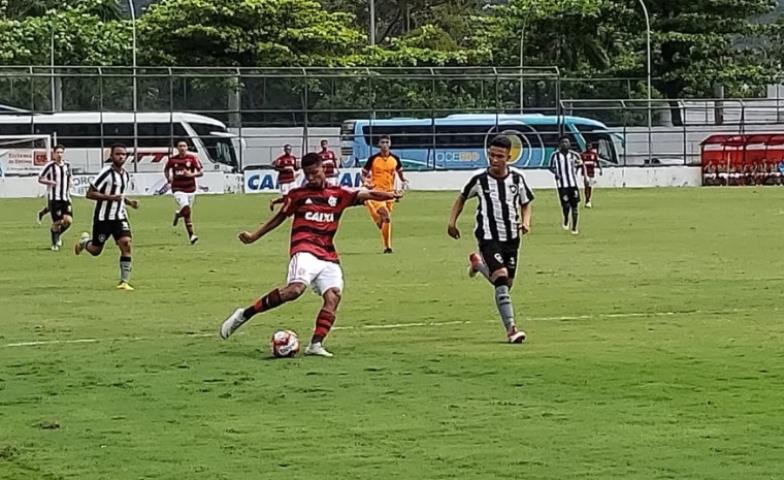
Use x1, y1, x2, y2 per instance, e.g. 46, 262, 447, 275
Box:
361, 135, 409, 254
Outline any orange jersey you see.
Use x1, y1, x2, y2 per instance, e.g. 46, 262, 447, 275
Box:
363, 153, 402, 192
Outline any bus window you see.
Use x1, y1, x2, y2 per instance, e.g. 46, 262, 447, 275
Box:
190, 122, 238, 168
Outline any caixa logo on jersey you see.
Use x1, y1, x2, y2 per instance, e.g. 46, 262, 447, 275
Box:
244, 170, 362, 193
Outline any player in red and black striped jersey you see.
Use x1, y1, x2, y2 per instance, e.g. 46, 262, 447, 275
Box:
165, 139, 203, 244
268, 144, 300, 211
220, 152, 402, 357
318, 139, 339, 186
579, 143, 602, 208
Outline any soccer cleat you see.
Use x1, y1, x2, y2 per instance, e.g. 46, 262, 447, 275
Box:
562, 223, 570, 231
37, 211, 44, 224
383, 248, 393, 254
508, 329, 526, 344
586, 201, 592, 208
220, 308, 246, 339
190, 235, 199, 245
57, 239, 63, 248
571, 229, 579, 236
116, 282, 135, 291
304, 343, 334, 357
172, 211, 180, 227
74, 232, 90, 255
468, 252, 483, 278
50, 245, 59, 252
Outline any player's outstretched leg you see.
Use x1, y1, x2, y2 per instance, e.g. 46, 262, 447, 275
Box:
75, 232, 103, 257
570, 200, 580, 235
220, 283, 304, 339
468, 252, 491, 281
492, 275, 525, 344
37, 206, 49, 225
117, 236, 134, 290
305, 288, 340, 357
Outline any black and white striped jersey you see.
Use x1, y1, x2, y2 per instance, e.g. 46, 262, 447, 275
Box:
38, 161, 72, 202
90, 165, 131, 221
549, 150, 581, 189
460, 167, 535, 242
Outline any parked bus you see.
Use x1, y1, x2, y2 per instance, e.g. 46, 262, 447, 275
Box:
340, 114, 620, 170
0, 112, 239, 174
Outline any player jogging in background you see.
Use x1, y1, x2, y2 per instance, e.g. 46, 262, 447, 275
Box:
37, 145, 73, 251
220, 153, 402, 357
318, 139, 339, 186
361, 135, 409, 254
269, 144, 299, 211
165, 139, 203, 244
549, 135, 581, 235
580, 142, 602, 208
74, 144, 140, 290
448, 135, 534, 344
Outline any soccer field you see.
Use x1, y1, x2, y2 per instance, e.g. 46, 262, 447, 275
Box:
1, 188, 783, 479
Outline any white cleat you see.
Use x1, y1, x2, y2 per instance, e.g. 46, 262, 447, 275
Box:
190, 235, 199, 245
562, 223, 570, 231
508, 330, 527, 344
57, 239, 63, 248
304, 343, 334, 357
585, 201, 592, 209
50, 245, 59, 252
467, 252, 483, 278
571, 230, 579, 235
219, 308, 246, 339
74, 232, 90, 255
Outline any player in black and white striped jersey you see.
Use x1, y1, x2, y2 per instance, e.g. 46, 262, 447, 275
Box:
74, 144, 140, 291
549, 135, 582, 234
37, 145, 73, 251
447, 135, 534, 344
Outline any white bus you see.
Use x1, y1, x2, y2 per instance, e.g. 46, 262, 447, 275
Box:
0, 112, 239, 174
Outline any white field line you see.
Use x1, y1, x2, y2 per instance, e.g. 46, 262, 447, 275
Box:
0, 307, 756, 349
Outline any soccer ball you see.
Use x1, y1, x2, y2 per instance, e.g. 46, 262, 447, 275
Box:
270, 329, 300, 358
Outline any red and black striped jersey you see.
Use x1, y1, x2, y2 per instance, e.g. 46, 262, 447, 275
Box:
273, 154, 298, 184
282, 185, 361, 263
319, 149, 338, 177
165, 153, 202, 193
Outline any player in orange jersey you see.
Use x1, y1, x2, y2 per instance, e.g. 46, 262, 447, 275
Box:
361, 135, 408, 254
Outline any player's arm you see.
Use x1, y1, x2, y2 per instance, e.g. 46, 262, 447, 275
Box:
164, 160, 174, 183
190, 158, 204, 178
548, 153, 559, 179
239, 208, 288, 244
361, 156, 374, 187
519, 202, 532, 235
356, 189, 402, 203
394, 155, 408, 184
447, 194, 466, 239
37, 165, 56, 187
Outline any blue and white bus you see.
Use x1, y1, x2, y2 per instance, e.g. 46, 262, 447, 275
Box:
339, 114, 619, 170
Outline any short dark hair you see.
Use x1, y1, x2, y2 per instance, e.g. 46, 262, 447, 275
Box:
110, 143, 127, 154
175, 138, 188, 147
320, 139, 328, 144
489, 135, 512, 151
301, 152, 322, 169
559, 134, 571, 142
379, 135, 391, 143
53, 144, 65, 151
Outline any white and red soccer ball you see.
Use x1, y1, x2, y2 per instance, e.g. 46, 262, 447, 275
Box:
270, 329, 300, 358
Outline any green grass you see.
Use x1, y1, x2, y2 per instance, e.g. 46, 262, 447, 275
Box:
1, 188, 783, 480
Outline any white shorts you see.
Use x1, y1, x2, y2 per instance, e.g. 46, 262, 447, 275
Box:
584, 177, 598, 187
287, 252, 344, 296
326, 176, 339, 187
280, 182, 296, 196
173, 191, 196, 210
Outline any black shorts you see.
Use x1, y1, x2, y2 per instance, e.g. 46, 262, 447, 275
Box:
558, 187, 580, 207
478, 238, 521, 279
49, 200, 73, 222
92, 219, 132, 246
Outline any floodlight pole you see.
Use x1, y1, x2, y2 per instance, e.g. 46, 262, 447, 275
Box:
638, 0, 652, 163
519, 20, 527, 114
369, 0, 376, 45
129, 0, 138, 172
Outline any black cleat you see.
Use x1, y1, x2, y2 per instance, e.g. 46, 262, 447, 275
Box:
172, 212, 180, 227
383, 248, 393, 254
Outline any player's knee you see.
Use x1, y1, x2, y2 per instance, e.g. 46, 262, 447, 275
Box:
181, 206, 191, 217
62, 217, 72, 227
118, 237, 132, 253
282, 283, 306, 300
323, 288, 342, 308
493, 276, 510, 288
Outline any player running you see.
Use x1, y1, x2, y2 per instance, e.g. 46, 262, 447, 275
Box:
447, 135, 534, 344
269, 144, 299, 211
220, 152, 402, 357
549, 135, 581, 234
74, 144, 140, 290
579, 142, 602, 208
318, 139, 339, 186
361, 135, 408, 253
37, 145, 73, 251
165, 139, 203, 244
